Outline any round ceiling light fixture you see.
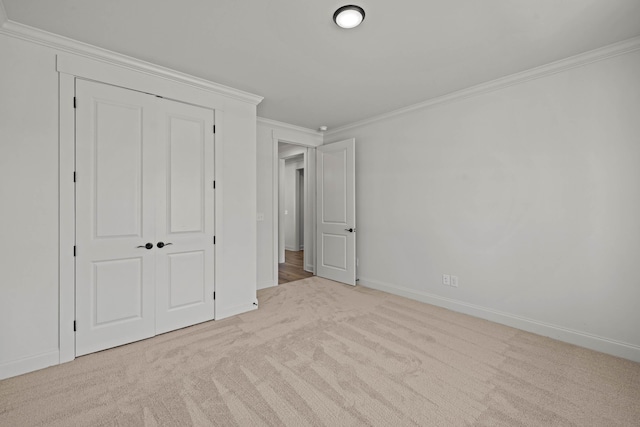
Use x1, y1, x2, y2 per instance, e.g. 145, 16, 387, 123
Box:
333, 5, 365, 29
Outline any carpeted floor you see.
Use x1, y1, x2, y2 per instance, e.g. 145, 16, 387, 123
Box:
1, 277, 639, 426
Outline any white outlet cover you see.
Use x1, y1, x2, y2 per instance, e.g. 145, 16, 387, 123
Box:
442, 274, 450, 285
451, 276, 459, 287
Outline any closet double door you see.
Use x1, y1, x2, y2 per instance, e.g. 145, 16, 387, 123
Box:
75, 79, 215, 356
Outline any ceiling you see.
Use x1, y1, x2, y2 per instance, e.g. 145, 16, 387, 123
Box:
3, 0, 640, 130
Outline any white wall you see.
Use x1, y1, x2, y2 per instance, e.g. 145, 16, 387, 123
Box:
278, 146, 306, 262
256, 119, 322, 289
284, 157, 303, 251
0, 33, 60, 372
0, 27, 260, 378
326, 49, 640, 361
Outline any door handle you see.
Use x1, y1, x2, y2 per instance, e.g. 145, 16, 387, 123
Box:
137, 243, 153, 250
157, 242, 173, 249
345, 228, 355, 233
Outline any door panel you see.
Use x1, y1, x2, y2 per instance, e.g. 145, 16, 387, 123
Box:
168, 251, 206, 309
75, 79, 156, 356
321, 149, 347, 223
94, 102, 144, 238
321, 234, 348, 270
316, 139, 356, 285
169, 116, 205, 233
93, 258, 143, 325
155, 100, 215, 335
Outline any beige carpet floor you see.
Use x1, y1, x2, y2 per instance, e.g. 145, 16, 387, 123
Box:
1, 277, 639, 426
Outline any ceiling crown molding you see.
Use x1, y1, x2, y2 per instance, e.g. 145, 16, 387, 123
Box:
326, 35, 640, 137
0, 11, 263, 105
257, 117, 323, 137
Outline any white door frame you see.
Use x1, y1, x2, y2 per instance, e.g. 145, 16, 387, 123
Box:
278, 158, 286, 263
297, 168, 305, 251
58, 54, 226, 365
271, 135, 317, 284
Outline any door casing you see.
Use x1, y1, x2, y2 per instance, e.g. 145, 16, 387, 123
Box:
271, 137, 318, 286
58, 55, 227, 365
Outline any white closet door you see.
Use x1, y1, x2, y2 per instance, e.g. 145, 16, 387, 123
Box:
76, 80, 216, 354
75, 79, 157, 356
154, 99, 216, 334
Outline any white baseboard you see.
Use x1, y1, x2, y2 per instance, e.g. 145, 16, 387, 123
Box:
0, 349, 60, 380
258, 279, 277, 290
359, 277, 640, 363
216, 302, 258, 320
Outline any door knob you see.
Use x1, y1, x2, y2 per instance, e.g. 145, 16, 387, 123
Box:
137, 243, 153, 250
345, 228, 355, 233
157, 242, 173, 248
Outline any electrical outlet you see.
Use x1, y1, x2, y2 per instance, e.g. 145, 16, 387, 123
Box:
442, 274, 450, 286
451, 275, 459, 287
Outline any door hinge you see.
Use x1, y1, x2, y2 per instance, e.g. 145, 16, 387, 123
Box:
73, 171, 76, 182
213, 292, 216, 300
73, 97, 76, 109
213, 180, 216, 189
73, 246, 76, 257
213, 236, 216, 245
213, 125, 216, 134
73, 320, 76, 332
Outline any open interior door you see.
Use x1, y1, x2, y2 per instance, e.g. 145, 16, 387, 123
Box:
316, 138, 356, 285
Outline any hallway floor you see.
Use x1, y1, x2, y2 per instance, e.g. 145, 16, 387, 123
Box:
278, 250, 313, 284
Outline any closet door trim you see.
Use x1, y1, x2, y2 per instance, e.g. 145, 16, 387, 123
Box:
58, 54, 226, 365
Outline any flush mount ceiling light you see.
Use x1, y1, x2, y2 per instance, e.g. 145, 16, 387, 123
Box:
333, 5, 365, 29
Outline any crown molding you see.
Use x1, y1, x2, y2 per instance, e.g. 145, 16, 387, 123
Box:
257, 117, 323, 137
259, 117, 323, 147
0, 17, 263, 105
326, 36, 640, 137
